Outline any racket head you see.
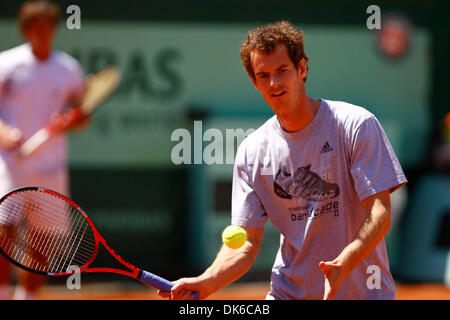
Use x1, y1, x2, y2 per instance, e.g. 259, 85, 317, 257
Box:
80, 66, 121, 115
0, 187, 99, 276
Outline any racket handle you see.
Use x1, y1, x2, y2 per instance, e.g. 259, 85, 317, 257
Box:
138, 270, 199, 300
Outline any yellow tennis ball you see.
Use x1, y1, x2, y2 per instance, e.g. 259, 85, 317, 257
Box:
222, 225, 247, 249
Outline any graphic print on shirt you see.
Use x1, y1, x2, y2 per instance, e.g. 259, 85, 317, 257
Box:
273, 164, 340, 222
274, 164, 339, 201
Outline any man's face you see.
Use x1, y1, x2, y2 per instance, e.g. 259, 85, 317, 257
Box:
23, 17, 56, 55
250, 44, 307, 115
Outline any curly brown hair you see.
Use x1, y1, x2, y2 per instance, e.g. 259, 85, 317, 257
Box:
240, 21, 309, 81
18, 0, 61, 32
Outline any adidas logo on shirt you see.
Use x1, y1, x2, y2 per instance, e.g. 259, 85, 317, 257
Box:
321, 141, 333, 153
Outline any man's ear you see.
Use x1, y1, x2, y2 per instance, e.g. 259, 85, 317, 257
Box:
21, 27, 30, 41
250, 75, 260, 91
297, 58, 308, 81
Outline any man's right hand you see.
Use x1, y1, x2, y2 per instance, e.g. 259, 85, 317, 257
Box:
0, 124, 23, 151
157, 277, 211, 300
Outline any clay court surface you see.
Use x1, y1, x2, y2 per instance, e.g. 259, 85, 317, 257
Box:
27, 281, 450, 300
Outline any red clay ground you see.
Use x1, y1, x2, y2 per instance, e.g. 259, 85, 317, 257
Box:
27, 281, 450, 300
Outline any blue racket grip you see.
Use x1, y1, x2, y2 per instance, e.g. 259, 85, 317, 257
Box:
138, 270, 199, 300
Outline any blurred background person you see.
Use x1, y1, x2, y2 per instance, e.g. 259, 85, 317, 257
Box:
0, 0, 88, 300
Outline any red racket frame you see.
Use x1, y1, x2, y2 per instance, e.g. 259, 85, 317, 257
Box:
0, 187, 142, 279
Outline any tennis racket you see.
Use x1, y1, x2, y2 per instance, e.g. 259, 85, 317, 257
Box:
0, 186, 197, 299
18, 66, 121, 158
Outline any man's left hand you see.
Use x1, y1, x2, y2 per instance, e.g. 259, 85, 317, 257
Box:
319, 260, 346, 300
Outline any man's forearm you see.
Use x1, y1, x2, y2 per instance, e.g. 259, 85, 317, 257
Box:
335, 190, 391, 276
200, 241, 260, 295
167, 226, 263, 300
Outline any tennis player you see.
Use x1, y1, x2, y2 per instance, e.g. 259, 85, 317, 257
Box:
0, 1, 88, 300
161, 21, 407, 300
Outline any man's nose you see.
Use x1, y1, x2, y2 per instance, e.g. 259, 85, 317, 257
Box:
270, 75, 282, 88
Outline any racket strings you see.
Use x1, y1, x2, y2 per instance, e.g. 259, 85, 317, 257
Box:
0, 201, 94, 273
0, 200, 96, 250
0, 210, 95, 270
0, 190, 96, 274
51, 206, 93, 271
0, 207, 93, 273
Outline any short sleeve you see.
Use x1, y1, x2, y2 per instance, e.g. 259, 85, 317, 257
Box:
0, 57, 10, 101
350, 117, 407, 201
0, 75, 5, 101
64, 61, 85, 108
231, 141, 267, 228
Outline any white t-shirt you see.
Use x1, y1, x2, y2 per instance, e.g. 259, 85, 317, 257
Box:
0, 43, 84, 175
231, 99, 407, 300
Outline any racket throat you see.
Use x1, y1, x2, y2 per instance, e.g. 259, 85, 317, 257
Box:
84, 241, 140, 278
